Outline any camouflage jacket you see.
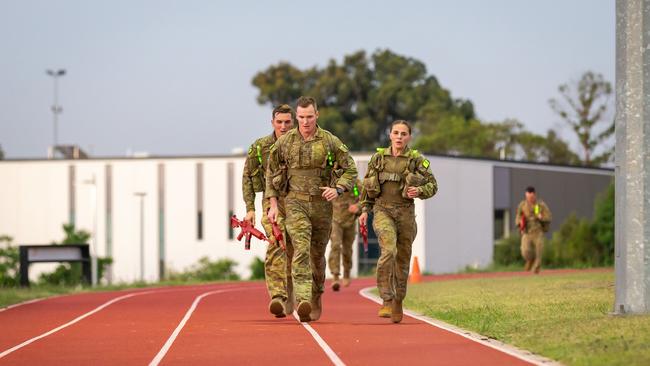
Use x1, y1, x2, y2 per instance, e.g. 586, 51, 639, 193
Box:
332, 178, 363, 226
516, 199, 552, 234
265, 126, 357, 198
242, 132, 276, 212
360, 145, 438, 211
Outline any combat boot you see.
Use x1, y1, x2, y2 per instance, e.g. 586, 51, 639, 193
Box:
378, 300, 392, 318
331, 275, 341, 291
391, 299, 403, 323
524, 260, 533, 272
342, 277, 351, 287
310, 293, 322, 321
269, 297, 286, 318
297, 300, 312, 322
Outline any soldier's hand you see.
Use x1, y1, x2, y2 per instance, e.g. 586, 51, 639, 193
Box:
359, 212, 368, 226
320, 186, 338, 201
406, 186, 419, 198
267, 206, 279, 224
244, 210, 255, 224
348, 204, 359, 214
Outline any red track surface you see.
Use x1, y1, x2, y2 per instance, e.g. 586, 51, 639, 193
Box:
0, 271, 594, 365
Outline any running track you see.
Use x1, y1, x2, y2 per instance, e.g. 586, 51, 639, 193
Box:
0, 271, 584, 365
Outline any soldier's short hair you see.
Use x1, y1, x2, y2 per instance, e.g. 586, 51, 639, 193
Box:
272, 104, 293, 119
296, 96, 318, 112
525, 186, 536, 193
391, 120, 412, 134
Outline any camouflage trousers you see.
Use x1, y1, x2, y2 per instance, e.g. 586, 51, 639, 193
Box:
261, 198, 293, 301
328, 221, 355, 278
521, 231, 544, 272
373, 202, 417, 303
285, 193, 332, 303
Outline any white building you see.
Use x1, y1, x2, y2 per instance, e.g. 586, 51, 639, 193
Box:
0, 154, 612, 283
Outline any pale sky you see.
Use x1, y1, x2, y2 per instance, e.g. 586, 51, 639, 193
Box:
0, 0, 614, 158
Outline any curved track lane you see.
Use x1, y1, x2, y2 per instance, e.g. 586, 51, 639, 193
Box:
0, 271, 591, 365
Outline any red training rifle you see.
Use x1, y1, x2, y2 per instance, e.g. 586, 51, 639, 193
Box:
230, 215, 267, 250
359, 223, 369, 253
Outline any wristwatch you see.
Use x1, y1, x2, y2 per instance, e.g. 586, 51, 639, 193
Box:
335, 187, 344, 196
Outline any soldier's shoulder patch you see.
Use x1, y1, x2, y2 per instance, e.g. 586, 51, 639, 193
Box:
376, 147, 385, 153
338, 144, 349, 152
422, 159, 430, 169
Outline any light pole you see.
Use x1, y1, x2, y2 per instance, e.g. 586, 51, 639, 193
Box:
46, 69, 66, 154
134, 192, 147, 282
83, 174, 98, 286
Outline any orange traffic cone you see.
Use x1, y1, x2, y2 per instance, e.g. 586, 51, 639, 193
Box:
409, 256, 422, 284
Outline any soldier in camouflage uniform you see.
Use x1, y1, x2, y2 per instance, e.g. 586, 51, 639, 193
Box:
359, 120, 438, 324
328, 178, 363, 291
516, 186, 552, 274
267, 96, 357, 322
242, 104, 295, 318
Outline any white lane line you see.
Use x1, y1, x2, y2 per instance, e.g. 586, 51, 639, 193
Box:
0, 283, 260, 314
292, 312, 346, 366
0, 290, 155, 359
358, 287, 560, 366
149, 290, 224, 366
0, 298, 46, 312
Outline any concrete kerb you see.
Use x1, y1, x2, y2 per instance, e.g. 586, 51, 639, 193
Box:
359, 286, 563, 366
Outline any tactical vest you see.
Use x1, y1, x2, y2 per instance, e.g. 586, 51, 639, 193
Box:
247, 137, 273, 192
273, 129, 342, 196
364, 147, 426, 201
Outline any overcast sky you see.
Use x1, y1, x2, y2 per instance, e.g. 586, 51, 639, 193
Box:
0, 0, 614, 158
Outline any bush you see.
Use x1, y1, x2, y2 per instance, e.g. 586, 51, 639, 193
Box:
38, 262, 84, 286
493, 234, 523, 266
544, 214, 595, 267
0, 235, 19, 287
249, 257, 265, 280
38, 223, 113, 286
592, 183, 615, 265
168, 257, 240, 282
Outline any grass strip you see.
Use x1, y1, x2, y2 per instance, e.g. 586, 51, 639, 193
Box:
405, 271, 650, 366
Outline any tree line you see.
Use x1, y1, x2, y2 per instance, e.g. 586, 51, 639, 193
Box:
252, 49, 613, 167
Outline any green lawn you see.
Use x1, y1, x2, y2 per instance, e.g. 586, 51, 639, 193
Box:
405, 271, 650, 366
0, 286, 80, 308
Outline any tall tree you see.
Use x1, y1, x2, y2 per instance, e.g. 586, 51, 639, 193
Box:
252, 49, 474, 150
549, 71, 613, 166
514, 129, 580, 165
0, 144, 4, 160
252, 49, 578, 164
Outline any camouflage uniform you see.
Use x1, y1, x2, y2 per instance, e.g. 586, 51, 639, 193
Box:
242, 132, 293, 304
360, 146, 437, 305
328, 179, 362, 281
516, 200, 552, 273
265, 126, 357, 311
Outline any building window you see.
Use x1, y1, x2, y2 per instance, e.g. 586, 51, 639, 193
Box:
105, 164, 113, 283
494, 209, 510, 240
69, 165, 76, 225
158, 163, 166, 279
227, 162, 234, 240
196, 162, 203, 240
